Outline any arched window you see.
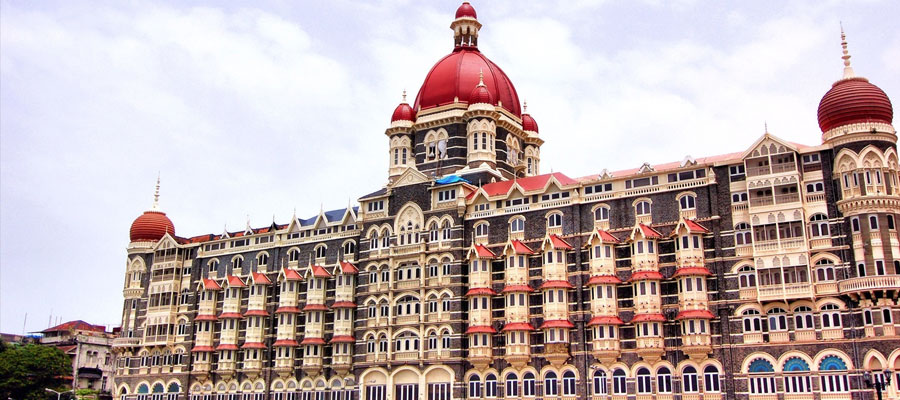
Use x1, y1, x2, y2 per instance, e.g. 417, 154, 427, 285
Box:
592, 370, 608, 395
523, 372, 535, 397
441, 221, 451, 240
547, 213, 563, 228
820, 304, 842, 328
475, 222, 489, 238
809, 214, 830, 237
315, 245, 326, 259
783, 357, 812, 393
767, 308, 788, 331
738, 266, 757, 288
257, 253, 269, 267
594, 206, 610, 221
612, 369, 627, 395
735, 223, 752, 245
748, 358, 776, 394
562, 371, 576, 396
429, 222, 438, 242
683, 366, 699, 393
544, 372, 558, 396
468, 375, 482, 398
510, 217, 525, 233
505, 373, 519, 398
635, 201, 651, 216
819, 355, 850, 392
636, 368, 652, 394
703, 365, 721, 392
793, 306, 814, 330
230, 256, 243, 274
657, 367, 672, 393
815, 259, 835, 281
485, 374, 497, 398
342, 241, 356, 257
679, 194, 696, 210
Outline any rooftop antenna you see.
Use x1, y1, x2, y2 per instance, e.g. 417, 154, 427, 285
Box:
402, 89, 407, 103
765, 121, 768, 133
152, 173, 161, 210
523, 100, 528, 113
840, 23, 856, 79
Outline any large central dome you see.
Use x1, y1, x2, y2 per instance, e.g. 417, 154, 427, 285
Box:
413, 2, 522, 117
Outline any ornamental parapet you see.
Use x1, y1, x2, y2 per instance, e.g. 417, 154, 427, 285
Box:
836, 195, 900, 215
838, 275, 900, 298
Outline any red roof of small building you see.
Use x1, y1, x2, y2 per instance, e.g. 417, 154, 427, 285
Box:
683, 219, 710, 234
588, 316, 625, 326
273, 339, 298, 347
130, 210, 175, 242
466, 287, 497, 296
474, 172, 578, 198
465, 325, 497, 334
281, 268, 303, 281
637, 224, 662, 239
587, 275, 623, 285
473, 244, 496, 258
539, 319, 575, 329
226, 275, 246, 288
202, 278, 222, 291
243, 310, 269, 317
539, 280, 574, 289
302, 304, 328, 312
311, 265, 332, 278
594, 229, 619, 243
501, 284, 534, 293
629, 271, 664, 282
339, 262, 359, 275
671, 267, 713, 278
251, 272, 272, 285
547, 234, 573, 250
218, 312, 242, 319
675, 309, 716, 320
195, 314, 217, 321
300, 337, 326, 345
191, 346, 214, 353
241, 342, 266, 349
631, 313, 666, 323
330, 335, 355, 343
331, 301, 357, 308
510, 240, 534, 255
274, 306, 302, 314
41, 320, 106, 334
215, 344, 239, 351
501, 322, 536, 332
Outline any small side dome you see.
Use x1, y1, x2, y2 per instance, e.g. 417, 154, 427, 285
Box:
468, 71, 494, 105
130, 211, 175, 242
522, 113, 539, 133
455, 1, 477, 19
390, 90, 415, 123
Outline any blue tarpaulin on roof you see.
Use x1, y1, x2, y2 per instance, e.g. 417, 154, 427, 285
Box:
435, 175, 470, 185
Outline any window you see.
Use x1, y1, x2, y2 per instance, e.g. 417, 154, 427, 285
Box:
883, 308, 893, 324
851, 217, 860, 232
612, 369, 626, 395
342, 241, 356, 257
541, 191, 571, 202
820, 304, 841, 328
547, 213, 562, 228
523, 373, 535, 397
505, 374, 519, 398
732, 192, 749, 203
594, 206, 610, 221
748, 359, 776, 394
809, 214, 830, 237
657, 367, 672, 393
742, 309, 762, 332
794, 306, 814, 329
592, 370, 608, 395
635, 201, 651, 216
730, 164, 746, 178
802, 153, 820, 164
735, 223, 752, 245
767, 308, 788, 331
543, 372, 558, 396
703, 366, 721, 392
509, 218, 525, 233
819, 356, 849, 392
636, 368, 652, 394
889, 215, 896, 229
679, 194, 696, 210
806, 181, 825, 193
484, 374, 497, 398
562, 371, 576, 396
475, 223, 489, 238
683, 366, 699, 392
783, 358, 811, 393
315, 245, 326, 259
626, 176, 659, 189
584, 183, 613, 195
437, 189, 456, 202
367, 200, 384, 212
668, 168, 707, 182
870, 215, 879, 230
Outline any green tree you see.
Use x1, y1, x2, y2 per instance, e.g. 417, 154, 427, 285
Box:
0, 342, 71, 400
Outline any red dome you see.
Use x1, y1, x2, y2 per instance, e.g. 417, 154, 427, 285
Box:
414, 48, 521, 116
817, 77, 893, 132
391, 102, 415, 122
130, 210, 175, 242
469, 82, 493, 105
455, 2, 476, 19
522, 113, 538, 132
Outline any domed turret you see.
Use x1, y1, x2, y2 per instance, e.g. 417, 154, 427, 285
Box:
817, 29, 893, 134
130, 177, 175, 242
391, 90, 415, 123
468, 71, 494, 106
455, 1, 477, 19
522, 102, 539, 133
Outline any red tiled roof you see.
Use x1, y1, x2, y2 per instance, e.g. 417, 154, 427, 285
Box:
339, 261, 359, 275
56, 345, 77, 354
473, 244, 496, 258
539, 280, 574, 289
466, 287, 497, 296
218, 312, 242, 319
302, 304, 328, 311
465, 325, 497, 334
474, 172, 579, 198
311, 265, 332, 278
588, 316, 625, 326
637, 224, 662, 239
195, 314, 217, 321
629, 271, 664, 282
300, 337, 326, 345
274, 306, 301, 314
539, 319, 575, 329
675, 309, 715, 320
215, 344, 239, 351
501, 284, 534, 293
501, 322, 535, 331
577, 151, 745, 182
273, 339, 298, 347
251, 272, 272, 285
226, 275, 246, 287
671, 267, 712, 277
241, 342, 267, 349
511, 240, 534, 255
191, 346, 214, 353
331, 301, 357, 308
587, 275, 622, 285
548, 234, 573, 250
594, 229, 619, 243
202, 278, 222, 291
41, 320, 105, 334
243, 310, 269, 317
631, 313, 666, 323
684, 219, 710, 234
329, 335, 355, 343
281, 268, 303, 281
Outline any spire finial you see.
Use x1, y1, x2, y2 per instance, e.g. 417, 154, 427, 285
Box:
523, 100, 528, 113
765, 121, 768, 133
402, 89, 407, 103
478, 69, 485, 87
152, 173, 161, 210
840, 24, 855, 79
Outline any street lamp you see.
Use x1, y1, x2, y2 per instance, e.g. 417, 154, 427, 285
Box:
863, 369, 893, 400
44, 388, 73, 400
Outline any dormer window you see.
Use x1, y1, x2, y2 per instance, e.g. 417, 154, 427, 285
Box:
547, 213, 562, 228
438, 189, 456, 202
475, 222, 489, 238
510, 217, 525, 233
635, 201, 651, 216
594, 206, 610, 221
679, 195, 696, 210
315, 245, 327, 259
367, 200, 384, 213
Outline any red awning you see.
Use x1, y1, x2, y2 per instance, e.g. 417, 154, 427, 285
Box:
226, 275, 246, 287
588, 316, 625, 326
243, 309, 269, 317
202, 278, 222, 291
302, 303, 328, 311
473, 244, 497, 258
339, 261, 359, 275
511, 240, 534, 255
628, 271, 664, 282
218, 312, 242, 319
587, 275, 622, 285
329, 335, 355, 343
466, 287, 497, 296
274, 306, 301, 314
539, 280, 574, 289
672, 267, 712, 277
251, 272, 272, 285
594, 229, 620, 243
540, 319, 575, 329
638, 223, 662, 239
675, 309, 715, 320
311, 265, 332, 278
631, 313, 666, 323
191, 346, 214, 353
281, 268, 303, 281
331, 301, 357, 308
300, 337, 326, 345
241, 342, 267, 349
195, 314, 217, 321
684, 219, 710, 234
273, 339, 298, 347
501, 284, 534, 293
501, 322, 536, 332
215, 344, 239, 351
465, 325, 498, 334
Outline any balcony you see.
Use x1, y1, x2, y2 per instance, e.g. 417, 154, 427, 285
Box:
591, 338, 620, 364
757, 283, 814, 302
216, 360, 236, 379
543, 342, 569, 367
395, 279, 419, 290
504, 344, 530, 368
743, 332, 763, 344
242, 360, 262, 379
822, 327, 843, 340
426, 276, 451, 287
809, 237, 832, 249
681, 334, 711, 360
469, 346, 492, 370
365, 353, 388, 363
635, 337, 664, 363
273, 358, 293, 377
814, 281, 838, 295
112, 337, 141, 348
735, 244, 753, 257
426, 350, 451, 360
838, 275, 900, 298
753, 238, 805, 255
396, 315, 419, 325
425, 312, 450, 323
392, 243, 425, 257
805, 193, 825, 203
394, 350, 418, 361
191, 361, 210, 375
769, 331, 790, 343
795, 329, 816, 342
332, 354, 352, 374
301, 356, 322, 376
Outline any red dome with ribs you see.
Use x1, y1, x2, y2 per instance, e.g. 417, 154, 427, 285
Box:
469, 81, 494, 105
522, 113, 538, 132
455, 2, 476, 19
414, 48, 521, 117
817, 77, 893, 132
391, 102, 415, 122
130, 211, 175, 242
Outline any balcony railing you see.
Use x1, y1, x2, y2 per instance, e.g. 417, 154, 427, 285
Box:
757, 283, 814, 301
838, 275, 900, 294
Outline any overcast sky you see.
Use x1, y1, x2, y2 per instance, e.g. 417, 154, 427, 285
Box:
1, 0, 898, 333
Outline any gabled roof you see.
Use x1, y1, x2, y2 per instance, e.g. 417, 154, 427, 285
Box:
201, 278, 222, 291
338, 261, 359, 275
250, 272, 272, 285
586, 229, 619, 245
544, 234, 573, 250
359, 187, 388, 200
469, 244, 496, 259
40, 320, 105, 334
671, 219, 710, 236
225, 275, 246, 288
280, 268, 303, 281
740, 132, 799, 159
467, 172, 578, 199
631, 223, 662, 240
506, 240, 534, 255
309, 265, 332, 278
